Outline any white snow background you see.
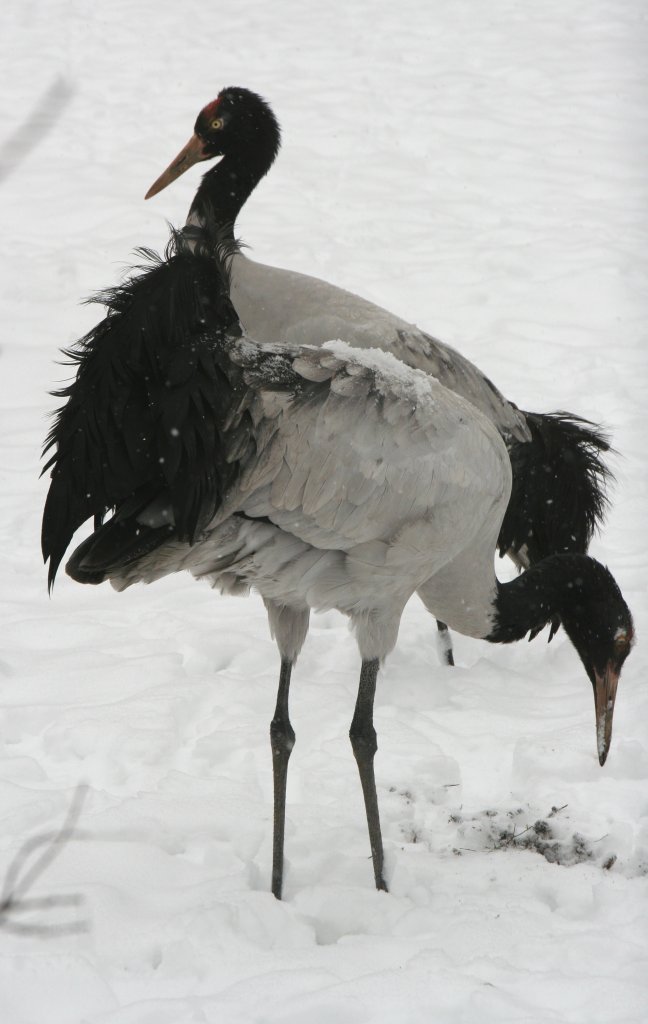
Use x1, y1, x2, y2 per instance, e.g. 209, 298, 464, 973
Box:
1, 1, 647, 1021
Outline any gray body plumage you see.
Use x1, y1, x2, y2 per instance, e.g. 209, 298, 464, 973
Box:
229, 251, 531, 446
108, 337, 509, 661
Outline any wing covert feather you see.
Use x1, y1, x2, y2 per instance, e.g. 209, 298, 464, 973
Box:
230, 341, 510, 562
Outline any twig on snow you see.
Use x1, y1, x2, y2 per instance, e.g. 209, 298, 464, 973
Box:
0, 784, 90, 936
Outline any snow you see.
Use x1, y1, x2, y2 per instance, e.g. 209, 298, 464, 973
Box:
2, 0, 647, 1021
322, 339, 439, 402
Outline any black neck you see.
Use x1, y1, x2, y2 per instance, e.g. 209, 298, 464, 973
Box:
487, 554, 590, 644
188, 143, 276, 241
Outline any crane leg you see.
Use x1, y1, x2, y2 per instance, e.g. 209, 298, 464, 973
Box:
436, 620, 455, 666
349, 658, 388, 892
270, 657, 295, 899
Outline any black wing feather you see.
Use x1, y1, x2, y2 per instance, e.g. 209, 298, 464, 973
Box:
42, 231, 247, 589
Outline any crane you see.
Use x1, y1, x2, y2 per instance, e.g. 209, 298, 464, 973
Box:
42, 229, 633, 898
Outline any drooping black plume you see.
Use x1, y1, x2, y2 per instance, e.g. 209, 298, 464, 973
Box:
41, 229, 250, 589
498, 412, 613, 566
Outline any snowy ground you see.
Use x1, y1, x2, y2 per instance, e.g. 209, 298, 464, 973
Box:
2, 0, 648, 1021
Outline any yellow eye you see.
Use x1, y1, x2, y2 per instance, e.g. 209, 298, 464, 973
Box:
211, 118, 224, 130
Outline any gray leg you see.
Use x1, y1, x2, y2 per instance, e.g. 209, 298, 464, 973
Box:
436, 620, 455, 666
349, 658, 388, 892
270, 658, 295, 900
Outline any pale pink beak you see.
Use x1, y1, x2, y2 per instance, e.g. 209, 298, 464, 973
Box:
594, 662, 620, 766
145, 134, 208, 200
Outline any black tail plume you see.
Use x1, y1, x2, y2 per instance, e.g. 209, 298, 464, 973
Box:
498, 412, 613, 566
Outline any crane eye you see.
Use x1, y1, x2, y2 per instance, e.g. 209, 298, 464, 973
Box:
210, 118, 224, 130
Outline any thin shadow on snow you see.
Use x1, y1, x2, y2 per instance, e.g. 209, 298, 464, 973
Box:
0, 77, 75, 185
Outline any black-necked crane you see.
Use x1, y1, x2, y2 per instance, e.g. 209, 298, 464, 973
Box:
42, 228, 633, 899
145, 87, 613, 666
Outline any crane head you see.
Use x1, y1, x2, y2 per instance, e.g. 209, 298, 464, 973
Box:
145, 87, 280, 200
558, 559, 634, 766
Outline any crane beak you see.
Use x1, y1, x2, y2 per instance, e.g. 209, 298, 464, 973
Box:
594, 662, 620, 766
145, 134, 208, 200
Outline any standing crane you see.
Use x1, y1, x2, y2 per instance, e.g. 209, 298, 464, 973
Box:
145, 87, 612, 666
42, 229, 633, 898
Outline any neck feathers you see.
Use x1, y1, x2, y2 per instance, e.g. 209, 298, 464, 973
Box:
487, 554, 590, 644
190, 121, 280, 237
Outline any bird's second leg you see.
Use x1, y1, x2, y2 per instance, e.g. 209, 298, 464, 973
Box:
349, 658, 388, 892
270, 657, 295, 900
436, 620, 455, 666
